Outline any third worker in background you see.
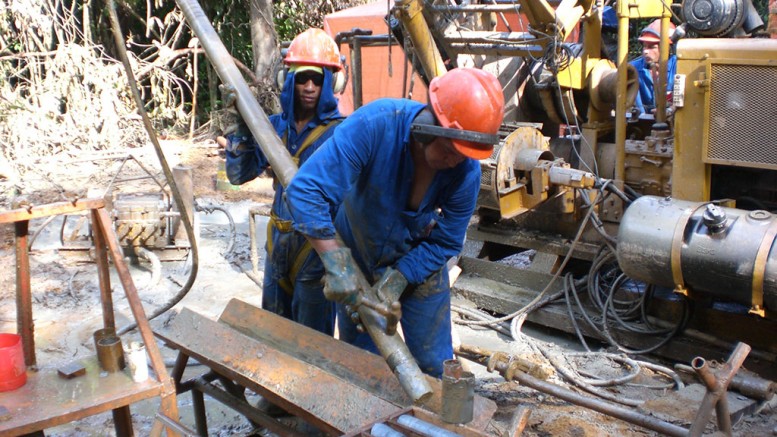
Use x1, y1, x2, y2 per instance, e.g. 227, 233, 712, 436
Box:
631, 19, 677, 115
286, 68, 505, 377
220, 28, 345, 336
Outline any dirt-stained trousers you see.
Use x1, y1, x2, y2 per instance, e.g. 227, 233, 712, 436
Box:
261, 225, 336, 336
336, 267, 453, 377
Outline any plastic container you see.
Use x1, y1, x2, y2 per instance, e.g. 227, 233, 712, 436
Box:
0, 333, 27, 392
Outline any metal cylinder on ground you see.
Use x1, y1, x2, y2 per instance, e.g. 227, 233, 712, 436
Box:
617, 196, 777, 316
441, 359, 475, 424
396, 414, 463, 437
371, 422, 406, 437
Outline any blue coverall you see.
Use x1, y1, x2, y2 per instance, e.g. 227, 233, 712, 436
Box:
285, 99, 480, 377
631, 55, 677, 115
225, 68, 344, 335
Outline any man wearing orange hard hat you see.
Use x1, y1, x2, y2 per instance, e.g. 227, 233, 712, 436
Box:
285, 67, 505, 377
219, 28, 346, 340
630, 19, 678, 115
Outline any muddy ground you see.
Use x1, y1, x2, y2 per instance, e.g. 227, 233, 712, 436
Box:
1, 140, 776, 436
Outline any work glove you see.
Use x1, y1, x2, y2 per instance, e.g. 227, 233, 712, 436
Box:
218, 84, 249, 148
319, 247, 360, 305
374, 267, 408, 304
219, 83, 238, 109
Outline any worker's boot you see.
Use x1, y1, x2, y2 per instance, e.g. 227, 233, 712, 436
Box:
255, 395, 289, 418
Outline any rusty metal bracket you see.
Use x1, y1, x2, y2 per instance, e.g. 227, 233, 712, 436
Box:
750, 219, 777, 317
689, 342, 752, 436
670, 203, 709, 296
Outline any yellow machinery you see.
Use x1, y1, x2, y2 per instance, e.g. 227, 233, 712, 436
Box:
387, 0, 777, 362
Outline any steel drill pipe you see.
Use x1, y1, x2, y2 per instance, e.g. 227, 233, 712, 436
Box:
676, 363, 776, 402
457, 345, 688, 437
174, 0, 432, 404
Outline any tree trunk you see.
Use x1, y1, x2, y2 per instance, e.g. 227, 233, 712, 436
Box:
249, 0, 280, 81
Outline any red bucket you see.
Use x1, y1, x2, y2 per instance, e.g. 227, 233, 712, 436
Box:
0, 333, 27, 392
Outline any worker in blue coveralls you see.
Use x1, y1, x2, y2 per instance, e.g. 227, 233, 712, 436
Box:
630, 19, 677, 115
217, 28, 346, 336
285, 68, 505, 377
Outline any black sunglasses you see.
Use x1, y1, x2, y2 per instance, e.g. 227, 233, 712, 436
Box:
294, 71, 324, 86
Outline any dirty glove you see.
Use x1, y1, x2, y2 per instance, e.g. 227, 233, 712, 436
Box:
218, 83, 250, 146
219, 83, 238, 109
374, 267, 408, 303
319, 247, 360, 305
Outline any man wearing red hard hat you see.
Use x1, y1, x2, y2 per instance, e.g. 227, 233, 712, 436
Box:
630, 19, 678, 115
286, 68, 505, 378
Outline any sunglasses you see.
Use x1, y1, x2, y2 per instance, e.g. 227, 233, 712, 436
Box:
294, 72, 324, 86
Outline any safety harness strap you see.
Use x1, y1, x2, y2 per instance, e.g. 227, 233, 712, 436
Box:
267, 119, 342, 294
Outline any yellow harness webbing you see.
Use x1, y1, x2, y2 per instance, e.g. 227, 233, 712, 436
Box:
266, 119, 341, 294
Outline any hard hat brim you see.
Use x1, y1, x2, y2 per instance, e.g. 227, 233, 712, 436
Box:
453, 140, 493, 160
638, 34, 662, 43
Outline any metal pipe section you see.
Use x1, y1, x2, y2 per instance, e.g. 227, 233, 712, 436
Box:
396, 414, 462, 437
371, 422, 406, 437
617, 196, 777, 315
14, 218, 35, 367
446, 43, 544, 56
430, 4, 519, 13
441, 359, 475, 424
352, 36, 363, 109
676, 363, 776, 401
394, 0, 447, 81
458, 345, 688, 436
489, 354, 688, 437
175, 0, 432, 404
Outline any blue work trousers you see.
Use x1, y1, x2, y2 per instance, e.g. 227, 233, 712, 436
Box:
336, 268, 453, 377
261, 232, 336, 336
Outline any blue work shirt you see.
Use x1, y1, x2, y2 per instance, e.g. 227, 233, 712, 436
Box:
631, 55, 677, 115
225, 67, 344, 223
286, 98, 480, 285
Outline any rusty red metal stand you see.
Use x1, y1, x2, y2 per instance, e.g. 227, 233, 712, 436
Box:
0, 198, 182, 436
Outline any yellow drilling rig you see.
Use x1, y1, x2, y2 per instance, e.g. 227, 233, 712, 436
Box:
368, 0, 777, 376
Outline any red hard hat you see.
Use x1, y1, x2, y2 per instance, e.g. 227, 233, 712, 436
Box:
284, 28, 342, 70
638, 19, 676, 44
428, 68, 505, 160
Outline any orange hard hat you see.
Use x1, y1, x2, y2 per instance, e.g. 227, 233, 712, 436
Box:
428, 68, 505, 160
284, 28, 342, 71
638, 19, 676, 44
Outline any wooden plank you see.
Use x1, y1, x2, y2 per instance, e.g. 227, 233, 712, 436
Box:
0, 198, 104, 223
467, 224, 601, 261
0, 357, 163, 435
160, 307, 403, 435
